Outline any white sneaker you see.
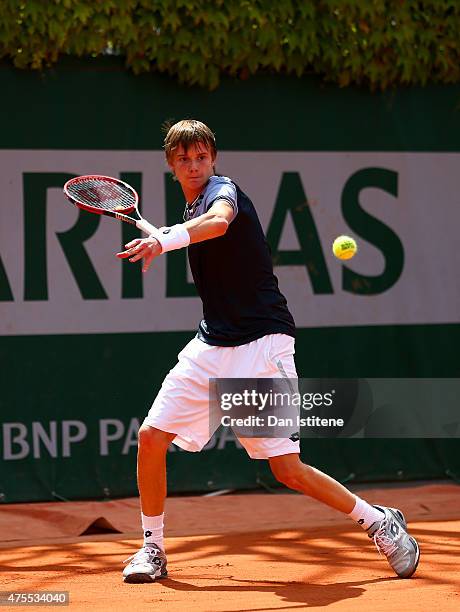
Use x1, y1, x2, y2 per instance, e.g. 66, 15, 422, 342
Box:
368, 505, 420, 578
123, 544, 168, 583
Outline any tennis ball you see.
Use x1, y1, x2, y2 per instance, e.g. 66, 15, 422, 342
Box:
332, 235, 357, 260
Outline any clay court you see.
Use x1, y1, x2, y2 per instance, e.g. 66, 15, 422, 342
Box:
1, 482, 458, 611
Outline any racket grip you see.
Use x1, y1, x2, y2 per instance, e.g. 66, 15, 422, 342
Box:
135, 218, 160, 237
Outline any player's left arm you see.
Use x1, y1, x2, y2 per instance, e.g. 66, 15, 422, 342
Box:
116, 200, 233, 272
184, 199, 234, 243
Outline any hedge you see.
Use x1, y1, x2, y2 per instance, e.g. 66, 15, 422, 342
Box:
1, 1, 459, 89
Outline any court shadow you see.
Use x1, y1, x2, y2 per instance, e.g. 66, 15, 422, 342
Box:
158, 575, 398, 608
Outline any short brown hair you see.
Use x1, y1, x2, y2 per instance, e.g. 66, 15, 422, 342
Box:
163, 119, 216, 162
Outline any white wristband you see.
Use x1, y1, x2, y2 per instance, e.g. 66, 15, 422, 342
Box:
153, 224, 190, 254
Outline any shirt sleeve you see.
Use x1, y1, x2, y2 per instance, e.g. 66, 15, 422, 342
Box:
204, 177, 238, 222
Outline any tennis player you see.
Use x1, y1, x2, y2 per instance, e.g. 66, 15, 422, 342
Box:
117, 119, 420, 583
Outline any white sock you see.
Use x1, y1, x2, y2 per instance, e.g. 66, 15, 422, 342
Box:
349, 496, 384, 531
141, 512, 164, 551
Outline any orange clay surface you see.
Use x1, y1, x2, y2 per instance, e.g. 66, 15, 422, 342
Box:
0, 483, 459, 611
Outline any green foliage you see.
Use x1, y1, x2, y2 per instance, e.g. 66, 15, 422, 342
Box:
1, 0, 460, 89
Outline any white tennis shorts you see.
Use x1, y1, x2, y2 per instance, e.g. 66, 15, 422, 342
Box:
143, 333, 300, 459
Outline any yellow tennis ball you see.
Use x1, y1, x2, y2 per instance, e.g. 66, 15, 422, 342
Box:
332, 235, 357, 260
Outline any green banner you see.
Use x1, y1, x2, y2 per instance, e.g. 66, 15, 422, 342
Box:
1, 328, 459, 503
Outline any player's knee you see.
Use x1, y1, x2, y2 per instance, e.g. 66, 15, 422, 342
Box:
272, 469, 302, 490
270, 459, 310, 491
138, 425, 173, 453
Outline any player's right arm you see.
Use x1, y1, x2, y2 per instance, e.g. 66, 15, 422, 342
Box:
116, 199, 233, 272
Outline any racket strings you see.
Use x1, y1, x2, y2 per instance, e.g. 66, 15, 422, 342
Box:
68, 178, 136, 212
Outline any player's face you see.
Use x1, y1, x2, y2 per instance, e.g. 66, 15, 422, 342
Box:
169, 142, 215, 197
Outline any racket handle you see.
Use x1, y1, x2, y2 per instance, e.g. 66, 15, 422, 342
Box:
136, 218, 160, 237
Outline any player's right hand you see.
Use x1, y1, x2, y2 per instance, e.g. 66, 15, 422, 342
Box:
115, 237, 162, 273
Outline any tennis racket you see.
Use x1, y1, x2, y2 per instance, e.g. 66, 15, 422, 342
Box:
63, 175, 159, 236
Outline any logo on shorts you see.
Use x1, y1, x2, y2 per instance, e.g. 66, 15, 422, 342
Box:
289, 432, 300, 442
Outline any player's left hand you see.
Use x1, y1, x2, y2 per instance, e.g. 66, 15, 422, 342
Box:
116, 237, 162, 273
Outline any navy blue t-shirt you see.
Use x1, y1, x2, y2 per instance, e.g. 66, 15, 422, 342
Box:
185, 176, 296, 347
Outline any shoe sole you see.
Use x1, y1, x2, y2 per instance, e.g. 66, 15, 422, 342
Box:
124, 571, 168, 584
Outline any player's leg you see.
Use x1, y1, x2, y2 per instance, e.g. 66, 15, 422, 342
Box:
123, 337, 221, 583
269, 453, 356, 511
137, 425, 176, 517
137, 425, 176, 555
233, 334, 420, 578
123, 426, 174, 583
268, 453, 420, 578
